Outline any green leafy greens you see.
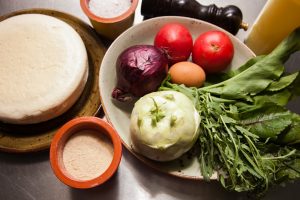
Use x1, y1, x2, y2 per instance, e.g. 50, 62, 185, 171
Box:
159, 27, 300, 196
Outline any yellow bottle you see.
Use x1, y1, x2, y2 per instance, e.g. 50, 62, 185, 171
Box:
245, 0, 300, 55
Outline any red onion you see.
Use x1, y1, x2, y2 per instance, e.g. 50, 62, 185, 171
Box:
112, 45, 168, 102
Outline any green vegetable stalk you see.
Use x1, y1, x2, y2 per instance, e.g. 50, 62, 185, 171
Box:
159, 27, 300, 196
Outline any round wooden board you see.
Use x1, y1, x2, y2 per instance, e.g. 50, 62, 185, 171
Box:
0, 9, 106, 153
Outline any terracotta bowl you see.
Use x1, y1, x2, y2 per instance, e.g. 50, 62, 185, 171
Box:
50, 117, 122, 189
80, 0, 139, 40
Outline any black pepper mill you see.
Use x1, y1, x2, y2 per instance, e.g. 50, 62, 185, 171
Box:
141, 0, 248, 35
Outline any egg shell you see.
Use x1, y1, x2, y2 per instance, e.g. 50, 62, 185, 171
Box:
169, 61, 206, 87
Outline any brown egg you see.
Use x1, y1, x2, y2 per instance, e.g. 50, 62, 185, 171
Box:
169, 61, 206, 87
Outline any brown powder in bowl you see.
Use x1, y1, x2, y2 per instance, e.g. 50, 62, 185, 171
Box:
62, 130, 114, 181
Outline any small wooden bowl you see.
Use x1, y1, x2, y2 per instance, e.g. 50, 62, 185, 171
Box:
80, 0, 139, 40
50, 117, 122, 189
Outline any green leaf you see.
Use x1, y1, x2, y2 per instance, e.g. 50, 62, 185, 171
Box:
269, 148, 300, 182
220, 115, 236, 124
228, 55, 266, 76
289, 72, 300, 96
253, 89, 293, 106
267, 72, 299, 92
205, 56, 266, 86
200, 61, 284, 99
239, 104, 293, 139
278, 113, 300, 144
240, 148, 264, 179
275, 158, 300, 182
235, 125, 259, 140
235, 90, 293, 112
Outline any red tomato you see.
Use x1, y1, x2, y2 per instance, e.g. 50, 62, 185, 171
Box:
192, 30, 234, 73
154, 23, 193, 65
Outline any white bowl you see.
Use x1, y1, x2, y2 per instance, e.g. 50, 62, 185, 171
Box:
99, 16, 255, 180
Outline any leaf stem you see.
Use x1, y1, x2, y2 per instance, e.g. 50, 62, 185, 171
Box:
262, 150, 296, 160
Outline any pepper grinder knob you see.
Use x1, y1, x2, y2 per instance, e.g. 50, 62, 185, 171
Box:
141, 0, 248, 35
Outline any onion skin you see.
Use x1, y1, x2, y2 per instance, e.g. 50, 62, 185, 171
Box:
112, 45, 168, 102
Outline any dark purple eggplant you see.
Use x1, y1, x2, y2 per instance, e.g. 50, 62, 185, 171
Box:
141, 0, 248, 35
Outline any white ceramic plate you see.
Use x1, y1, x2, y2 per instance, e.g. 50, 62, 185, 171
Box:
99, 16, 255, 180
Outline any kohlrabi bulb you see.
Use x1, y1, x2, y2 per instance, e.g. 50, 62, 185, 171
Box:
130, 90, 200, 161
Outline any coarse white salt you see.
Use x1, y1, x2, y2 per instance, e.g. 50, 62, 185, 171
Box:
89, 0, 132, 18
62, 130, 114, 181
